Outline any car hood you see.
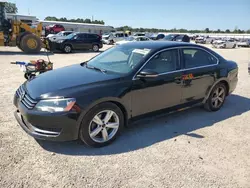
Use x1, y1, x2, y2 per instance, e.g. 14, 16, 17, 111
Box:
25, 64, 121, 99
46, 34, 56, 38
102, 35, 109, 38
214, 40, 225, 44
116, 41, 130, 45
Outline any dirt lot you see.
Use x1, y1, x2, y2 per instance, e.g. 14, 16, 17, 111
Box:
0, 45, 250, 188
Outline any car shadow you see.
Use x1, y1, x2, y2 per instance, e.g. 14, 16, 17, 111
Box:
0, 50, 54, 56
37, 94, 250, 156
52, 50, 105, 54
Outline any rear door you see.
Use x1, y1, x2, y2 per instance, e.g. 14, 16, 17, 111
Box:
180, 48, 219, 103
87, 34, 100, 48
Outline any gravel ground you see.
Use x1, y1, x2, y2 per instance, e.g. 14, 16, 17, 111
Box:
0, 45, 250, 188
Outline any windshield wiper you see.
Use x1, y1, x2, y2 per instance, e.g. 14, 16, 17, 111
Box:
86, 64, 107, 73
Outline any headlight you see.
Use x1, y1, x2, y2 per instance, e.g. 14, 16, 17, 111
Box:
57, 40, 64, 43
35, 98, 76, 113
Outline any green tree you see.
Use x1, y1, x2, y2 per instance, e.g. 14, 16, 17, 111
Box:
205, 28, 210, 33
4, 2, 18, 13
44, 16, 58, 21
233, 26, 238, 33
225, 29, 230, 33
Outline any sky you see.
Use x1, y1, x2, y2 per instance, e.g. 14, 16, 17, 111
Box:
9, 0, 250, 30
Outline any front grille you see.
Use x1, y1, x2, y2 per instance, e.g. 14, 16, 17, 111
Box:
16, 85, 37, 109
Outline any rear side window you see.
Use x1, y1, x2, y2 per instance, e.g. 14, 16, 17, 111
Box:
88, 34, 99, 39
77, 34, 87, 39
182, 49, 218, 69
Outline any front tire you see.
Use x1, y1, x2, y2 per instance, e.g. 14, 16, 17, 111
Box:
79, 102, 124, 147
204, 83, 227, 111
63, 44, 72, 53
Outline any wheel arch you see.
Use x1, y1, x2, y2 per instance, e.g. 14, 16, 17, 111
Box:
64, 43, 73, 49
203, 78, 230, 103
76, 97, 130, 132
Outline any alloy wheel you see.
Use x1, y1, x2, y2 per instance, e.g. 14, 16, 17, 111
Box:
211, 86, 225, 108
88, 110, 119, 143
64, 45, 71, 53
93, 45, 99, 52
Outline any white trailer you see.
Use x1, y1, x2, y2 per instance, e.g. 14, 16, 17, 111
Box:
40, 20, 115, 35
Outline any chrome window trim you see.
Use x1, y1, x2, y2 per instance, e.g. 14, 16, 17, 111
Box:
133, 46, 219, 80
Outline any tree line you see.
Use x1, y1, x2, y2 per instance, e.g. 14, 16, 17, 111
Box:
44, 16, 105, 25
116, 26, 250, 34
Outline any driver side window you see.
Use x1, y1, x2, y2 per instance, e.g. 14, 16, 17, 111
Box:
143, 49, 179, 73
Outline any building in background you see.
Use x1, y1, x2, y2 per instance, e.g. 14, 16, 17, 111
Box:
40, 20, 115, 35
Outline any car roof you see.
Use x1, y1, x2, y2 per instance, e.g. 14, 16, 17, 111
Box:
77, 32, 97, 35
121, 41, 198, 50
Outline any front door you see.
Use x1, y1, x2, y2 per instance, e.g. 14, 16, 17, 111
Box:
181, 48, 219, 103
131, 49, 183, 117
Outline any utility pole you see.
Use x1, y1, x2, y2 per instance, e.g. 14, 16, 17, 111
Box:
92, 15, 94, 22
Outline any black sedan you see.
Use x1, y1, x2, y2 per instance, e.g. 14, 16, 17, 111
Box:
14, 42, 238, 147
51, 32, 103, 53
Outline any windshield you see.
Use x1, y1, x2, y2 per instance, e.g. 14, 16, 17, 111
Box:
66, 33, 77, 39
56, 32, 63, 36
125, 37, 135, 41
86, 46, 152, 74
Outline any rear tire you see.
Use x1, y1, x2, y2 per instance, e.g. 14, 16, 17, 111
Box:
92, 44, 99, 52
204, 83, 227, 112
233, 44, 236, 48
20, 34, 42, 54
79, 102, 124, 147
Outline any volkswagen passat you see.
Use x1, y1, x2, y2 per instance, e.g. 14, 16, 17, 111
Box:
14, 42, 238, 147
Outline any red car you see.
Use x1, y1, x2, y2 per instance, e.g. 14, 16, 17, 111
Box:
46, 24, 65, 34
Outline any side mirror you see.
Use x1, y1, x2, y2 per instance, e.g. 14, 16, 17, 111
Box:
136, 69, 159, 78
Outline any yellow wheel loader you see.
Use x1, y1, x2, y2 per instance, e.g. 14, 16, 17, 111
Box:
0, 2, 45, 53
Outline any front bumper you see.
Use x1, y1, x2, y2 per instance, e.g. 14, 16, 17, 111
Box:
13, 94, 79, 141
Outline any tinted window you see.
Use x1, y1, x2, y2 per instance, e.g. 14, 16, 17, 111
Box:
139, 37, 149, 41
183, 49, 218, 69
77, 34, 87, 39
88, 34, 98, 39
175, 35, 183, 40
116, 33, 123, 37
125, 33, 128, 37
143, 50, 179, 73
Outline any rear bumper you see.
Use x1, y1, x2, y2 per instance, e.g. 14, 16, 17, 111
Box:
14, 95, 79, 141
248, 62, 250, 74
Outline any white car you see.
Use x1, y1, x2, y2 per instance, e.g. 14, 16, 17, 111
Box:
102, 32, 129, 45
115, 36, 151, 45
46, 31, 74, 42
212, 39, 237, 49
237, 39, 250, 47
